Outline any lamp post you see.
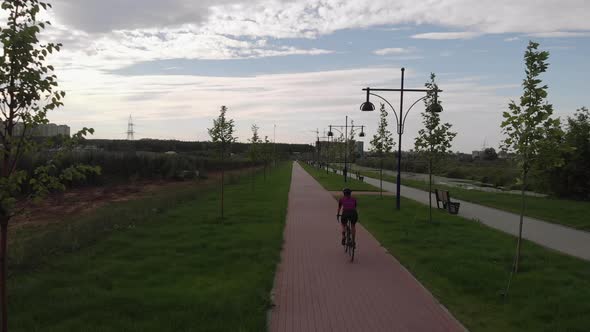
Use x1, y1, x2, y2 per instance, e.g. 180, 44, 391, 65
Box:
327, 116, 366, 182
314, 129, 331, 174
323, 129, 331, 174
360, 67, 443, 210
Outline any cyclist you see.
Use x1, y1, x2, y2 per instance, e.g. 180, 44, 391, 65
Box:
337, 188, 358, 247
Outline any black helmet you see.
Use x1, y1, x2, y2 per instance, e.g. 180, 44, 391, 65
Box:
343, 188, 352, 195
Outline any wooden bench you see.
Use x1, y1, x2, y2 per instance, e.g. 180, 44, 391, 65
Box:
434, 189, 460, 215
355, 172, 364, 181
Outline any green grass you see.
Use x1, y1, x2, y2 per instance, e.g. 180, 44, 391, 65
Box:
358, 170, 590, 230
301, 162, 378, 191
303, 165, 590, 332
10, 163, 293, 332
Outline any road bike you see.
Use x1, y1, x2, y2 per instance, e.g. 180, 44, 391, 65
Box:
337, 214, 355, 262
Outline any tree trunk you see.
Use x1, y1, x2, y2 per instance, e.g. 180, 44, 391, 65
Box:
429, 158, 433, 223
251, 162, 255, 192
220, 144, 225, 221
380, 158, 383, 199
514, 169, 528, 273
1, 124, 11, 332
0, 216, 7, 332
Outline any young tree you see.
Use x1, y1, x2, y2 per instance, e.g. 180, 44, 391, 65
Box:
346, 120, 357, 178
207, 106, 236, 220
336, 132, 345, 174
262, 135, 272, 180
0, 1, 98, 330
501, 41, 562, 273
414, 73, 456, 223
248, 124, 261, 189
370, 103, 395, 197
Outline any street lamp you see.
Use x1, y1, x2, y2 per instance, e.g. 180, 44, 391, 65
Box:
360, 67, 443, 210
328, 116, 366, 182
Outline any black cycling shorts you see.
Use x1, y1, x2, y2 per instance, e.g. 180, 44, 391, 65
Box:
340, 210, 358, 225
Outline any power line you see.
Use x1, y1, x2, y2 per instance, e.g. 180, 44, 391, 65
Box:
127, 114, 135, 140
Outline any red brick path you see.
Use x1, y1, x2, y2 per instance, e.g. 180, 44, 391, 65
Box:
268, 163, 466, 332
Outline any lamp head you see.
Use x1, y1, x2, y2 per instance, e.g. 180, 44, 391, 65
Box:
361, 102, 375, 112
427, 103, 443, 113
360, 88, 375, 111
428, 90, 443, 113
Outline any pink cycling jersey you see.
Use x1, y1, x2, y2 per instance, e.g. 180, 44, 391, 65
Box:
338, 196, 357, 211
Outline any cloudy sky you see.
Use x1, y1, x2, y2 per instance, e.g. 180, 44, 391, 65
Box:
20, 0, 590, 151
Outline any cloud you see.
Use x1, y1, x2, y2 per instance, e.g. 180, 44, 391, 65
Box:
44, 65, 533, 152
51, 1, 590, 39
412, 32, 481, 40
373, 47, 412, 56
45, 24, 332, 70
26, 0, 588, 71
51, 0, 236, 33
526, 31, 590, 38
504, 37, 519, 42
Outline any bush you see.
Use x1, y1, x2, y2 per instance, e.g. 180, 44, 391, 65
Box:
17, 150, 261, 189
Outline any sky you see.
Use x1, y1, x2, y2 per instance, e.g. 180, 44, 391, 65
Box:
11, 0, 590, 152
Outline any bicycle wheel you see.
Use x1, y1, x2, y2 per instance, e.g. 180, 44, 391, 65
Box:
344, 225, 350, 253
346, 222, 354, 262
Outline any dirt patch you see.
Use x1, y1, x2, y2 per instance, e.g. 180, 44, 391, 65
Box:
10, 167, 259, 231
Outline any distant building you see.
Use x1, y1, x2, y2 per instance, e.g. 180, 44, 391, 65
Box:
355, 141, 364, 157
472, 150, 482, 159
7, 122, 70, 137
57, 125, 70, 136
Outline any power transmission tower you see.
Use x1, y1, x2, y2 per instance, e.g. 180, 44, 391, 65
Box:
127, 114, 135, 140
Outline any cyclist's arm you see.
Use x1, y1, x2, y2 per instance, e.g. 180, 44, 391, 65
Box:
337, 198, 342, 215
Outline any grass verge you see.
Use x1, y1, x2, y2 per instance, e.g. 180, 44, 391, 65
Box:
357, 169, 590, 230
304, 165, 590, 332
10, 163, 293, 332
301, 162, 378, 191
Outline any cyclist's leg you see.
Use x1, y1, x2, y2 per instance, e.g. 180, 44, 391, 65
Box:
340, 216, 347, 245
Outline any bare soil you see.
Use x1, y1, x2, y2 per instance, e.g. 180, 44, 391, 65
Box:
11, 167, 259, 230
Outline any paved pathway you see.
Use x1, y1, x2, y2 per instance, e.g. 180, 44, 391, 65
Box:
269, 163, 465, 332
359, 174, 590, 261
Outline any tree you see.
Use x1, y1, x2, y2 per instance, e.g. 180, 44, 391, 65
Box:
248, 124, 261, 189
370, 103, 395, 197
207, 105, 236, 220
346, 120, 357, 178
0, 2, 99, 331
483, 147, 498, 161
559, 107, 590, 199
262, 135, 272, 180
501, 41, 562, 273
414, 73, 456, 223
540, 107, 590, 199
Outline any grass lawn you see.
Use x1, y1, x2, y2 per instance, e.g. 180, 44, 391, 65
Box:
10, 163, 293, 332
358, 169, 590, 230
301, 162, 378, 191
304, 166, 590, 332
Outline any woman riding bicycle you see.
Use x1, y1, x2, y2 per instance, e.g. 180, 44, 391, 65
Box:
337, 188, 358, 247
